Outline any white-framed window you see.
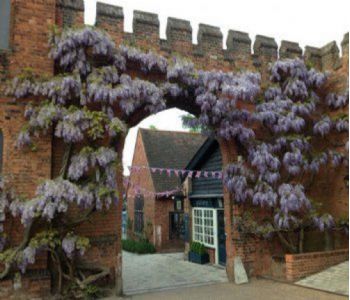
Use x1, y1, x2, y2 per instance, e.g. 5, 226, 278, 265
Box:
192, 208, 216, 248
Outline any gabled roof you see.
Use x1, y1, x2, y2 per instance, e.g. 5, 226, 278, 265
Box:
140, 128, 206, 193
184, 138, 218, 173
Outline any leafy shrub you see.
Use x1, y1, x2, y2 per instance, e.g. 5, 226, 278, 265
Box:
126, 217, 133, 231
190, 241, 207, 255
122, 239, 156, 254
83, 284, 103, 299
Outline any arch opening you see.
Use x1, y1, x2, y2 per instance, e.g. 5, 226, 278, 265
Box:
120, 107, 229, 295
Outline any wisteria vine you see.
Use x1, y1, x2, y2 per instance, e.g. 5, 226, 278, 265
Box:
221, 59, 349, 253
0, 26, 348, 296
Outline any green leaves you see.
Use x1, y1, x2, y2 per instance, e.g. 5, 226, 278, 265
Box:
28, 230, 61, 249
85, 108, 107, 140
189, 241, 207, 255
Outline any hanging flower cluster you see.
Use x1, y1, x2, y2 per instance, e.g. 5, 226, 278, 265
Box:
169, 60, 261, 142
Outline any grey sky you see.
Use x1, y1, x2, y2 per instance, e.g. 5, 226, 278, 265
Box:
82, 0, 349, 174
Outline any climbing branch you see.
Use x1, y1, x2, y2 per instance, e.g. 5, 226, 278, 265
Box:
0, 220, 34, 279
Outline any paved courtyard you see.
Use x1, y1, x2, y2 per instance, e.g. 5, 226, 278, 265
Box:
122, 251, 228, 295
106, 279, 346, 300
296, 261, 349, 296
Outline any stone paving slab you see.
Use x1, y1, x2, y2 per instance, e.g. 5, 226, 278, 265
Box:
104, 279, 347, 300
296, 261, 349, 296
122, 251, 228, 295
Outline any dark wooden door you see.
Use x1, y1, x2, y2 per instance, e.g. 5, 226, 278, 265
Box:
217, 209, 226, 265
169, 212, 184, 240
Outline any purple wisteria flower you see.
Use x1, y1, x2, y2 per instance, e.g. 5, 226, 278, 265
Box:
19, 246, 36, 273
278, 184, 311, 214
313, 116, 332, 137
313, 214, 334, 231
119, 45, 168, 73
16, 130, 31, 148
283, 149, 303, 175
335, 118, 348, 132
252, 182, 277, 207
326, 92, 349, 109
62, 235, 76, 258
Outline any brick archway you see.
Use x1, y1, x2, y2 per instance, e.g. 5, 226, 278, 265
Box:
0, 0, 347, 298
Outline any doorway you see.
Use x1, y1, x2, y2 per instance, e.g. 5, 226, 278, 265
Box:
217, 209, 226, 266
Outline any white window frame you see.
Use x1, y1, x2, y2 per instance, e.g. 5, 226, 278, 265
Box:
192, 207, 217, 249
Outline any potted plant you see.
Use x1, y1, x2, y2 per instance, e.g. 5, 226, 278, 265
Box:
188, 241, 209, 264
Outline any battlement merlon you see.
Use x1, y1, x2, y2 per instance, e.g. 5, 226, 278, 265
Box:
166, 17, 192, 45
226, 30, 251, 56
280, 41, 302, 59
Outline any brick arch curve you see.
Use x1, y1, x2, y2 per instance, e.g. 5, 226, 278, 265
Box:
112, 95, 244, 286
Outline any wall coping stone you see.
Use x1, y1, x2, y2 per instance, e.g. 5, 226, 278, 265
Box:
304, 46, 321, 58
254, 35, 278, 49
96, 2, 123, 19
285, 248, 348, 262
198, 24, 223, 39
133, 10, 160, 27
167, 17, 192, 33
321, 41, 340, 56
280, 40, 302, 57
56, 0, 84, 11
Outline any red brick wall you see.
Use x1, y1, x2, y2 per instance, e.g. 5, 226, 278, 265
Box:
285, 249, 349, 281
127, 131, 184, 251
127, 130, 156, 244
154, 197, 173, 250
0, 0, 55, 296
207, 247, 216, 264
0, 274, 51, 300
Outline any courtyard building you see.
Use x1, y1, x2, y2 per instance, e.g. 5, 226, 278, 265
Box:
126, 128, 206, 251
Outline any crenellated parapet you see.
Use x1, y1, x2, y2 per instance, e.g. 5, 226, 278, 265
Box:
51, 1, 348, 73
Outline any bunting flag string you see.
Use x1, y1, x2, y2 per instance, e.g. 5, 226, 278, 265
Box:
128, 165, 223, 179
123, 178, 181, 198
